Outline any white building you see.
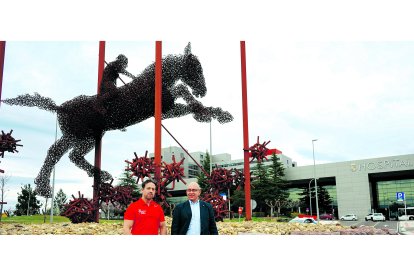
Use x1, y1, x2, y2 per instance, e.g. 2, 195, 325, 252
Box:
151, 146, 414, 219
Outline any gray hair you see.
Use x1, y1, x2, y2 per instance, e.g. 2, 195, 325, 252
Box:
187, 182, 201, 190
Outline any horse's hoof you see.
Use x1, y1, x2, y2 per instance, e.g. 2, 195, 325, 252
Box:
193, 113, 211, 123
100, 170, 113, 182
217, 112, 234, 124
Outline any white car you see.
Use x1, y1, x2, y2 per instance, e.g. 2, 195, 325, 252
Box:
288, 217, 317, 224
340, 214, 358, 221
371, 213, 386, 221
365, 213, 374, 221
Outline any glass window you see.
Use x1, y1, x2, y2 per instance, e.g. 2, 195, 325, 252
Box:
377, 179, 414, 208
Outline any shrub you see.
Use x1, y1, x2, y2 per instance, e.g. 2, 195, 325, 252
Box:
252, 212, 265, 217
290, 212, 300, 218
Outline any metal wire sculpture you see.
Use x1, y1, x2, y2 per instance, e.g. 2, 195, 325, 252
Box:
125, 151, 155, 183
233, 168, 255, 190
0, 129, 22, 158
125, 152, 186, 208
62, 179, 135, 223
201, 189, 229, 222
200, 167, 235, 221
0, 129, 22, 173
2, 43, 233, 197
61, 191, 96, 223
249, 136, 271, 163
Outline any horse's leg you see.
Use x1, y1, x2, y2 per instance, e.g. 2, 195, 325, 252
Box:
68, 138, 112, 182
171, 84, 199, 105
170, 84, 233, 123
35, 135, 72, 197
204, 106, 234, 124
171, 84, 213, 120
162, 103, 193, 119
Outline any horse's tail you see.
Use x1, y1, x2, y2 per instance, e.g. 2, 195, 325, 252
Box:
1, 93, 59, 112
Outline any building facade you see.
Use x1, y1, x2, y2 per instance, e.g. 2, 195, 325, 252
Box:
152, 147, 414, 219
285, 154, 414, 219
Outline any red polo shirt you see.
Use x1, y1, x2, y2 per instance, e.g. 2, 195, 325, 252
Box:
124, 198, 165, 235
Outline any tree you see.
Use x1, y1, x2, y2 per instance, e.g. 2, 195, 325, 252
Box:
15, 184, 42, 216
317, 186, 333, 213
389, 201, 404, 214
250, 154, 290, 216
298, 185, 332, 215
285, 199, 301, 213
100, 202, 115, 220
0, 174, 11, 222
117, 171, 140, 199
230, 189, 246, 212
42, 195, 51, 223
298, 186, 314, 213
196, 151, 211, 193
53, 188, 68, 215
267, 153, 290, 215
250, 161, 272, 213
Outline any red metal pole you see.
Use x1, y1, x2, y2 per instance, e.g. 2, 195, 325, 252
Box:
97, 42, 106, 91
154, 41, 162, 192
0, 41, 6, 106
93, 41, 105, 222
241, 41, 251, 221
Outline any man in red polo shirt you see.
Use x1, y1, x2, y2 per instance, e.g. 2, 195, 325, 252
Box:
123, 179, 167, 235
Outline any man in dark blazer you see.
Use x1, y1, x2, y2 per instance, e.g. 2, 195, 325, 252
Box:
171, 182, 218, 235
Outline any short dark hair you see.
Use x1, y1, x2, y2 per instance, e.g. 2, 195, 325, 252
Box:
142, 179, 157, 189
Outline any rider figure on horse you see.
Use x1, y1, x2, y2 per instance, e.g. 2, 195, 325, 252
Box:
95, 54, 135, 114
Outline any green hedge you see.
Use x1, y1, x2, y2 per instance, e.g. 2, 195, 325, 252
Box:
252, 212, 266, 217
290, 212, 300, 218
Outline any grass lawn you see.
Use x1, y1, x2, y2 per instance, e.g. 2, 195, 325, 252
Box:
1, 214, 125, 224
1, 214, 70, 224
99, 219, 123, 224
223, 216, 289, 222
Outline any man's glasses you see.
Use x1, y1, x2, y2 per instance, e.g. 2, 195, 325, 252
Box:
186, 189, 199, 192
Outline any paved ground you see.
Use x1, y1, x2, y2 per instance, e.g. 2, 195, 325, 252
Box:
335, 219, 398, 233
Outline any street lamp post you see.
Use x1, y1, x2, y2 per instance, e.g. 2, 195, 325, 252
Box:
27, 186, 31, 216
312, 139, 320, 221
308, 179, 313, 215
50, 115, 58, 223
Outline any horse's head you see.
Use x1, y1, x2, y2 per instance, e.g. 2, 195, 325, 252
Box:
181, 43, 207, 98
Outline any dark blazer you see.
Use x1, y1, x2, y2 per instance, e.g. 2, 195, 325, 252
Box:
171, 200, 218, 235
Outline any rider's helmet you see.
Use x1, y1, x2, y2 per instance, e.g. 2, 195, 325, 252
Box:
115, 54, 128, 69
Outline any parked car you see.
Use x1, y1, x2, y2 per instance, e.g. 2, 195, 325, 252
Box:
371, 213, 386, 221
365, 213, 373, 221
288, 217, 317, 224
365, 213, 386, 221
319, 213, 334, 220
340, 214, 358, 221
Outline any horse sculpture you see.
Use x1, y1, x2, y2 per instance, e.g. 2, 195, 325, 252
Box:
2, 43, 233, 197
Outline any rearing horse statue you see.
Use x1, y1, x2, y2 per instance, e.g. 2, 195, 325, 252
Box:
2, 43, 233, 197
